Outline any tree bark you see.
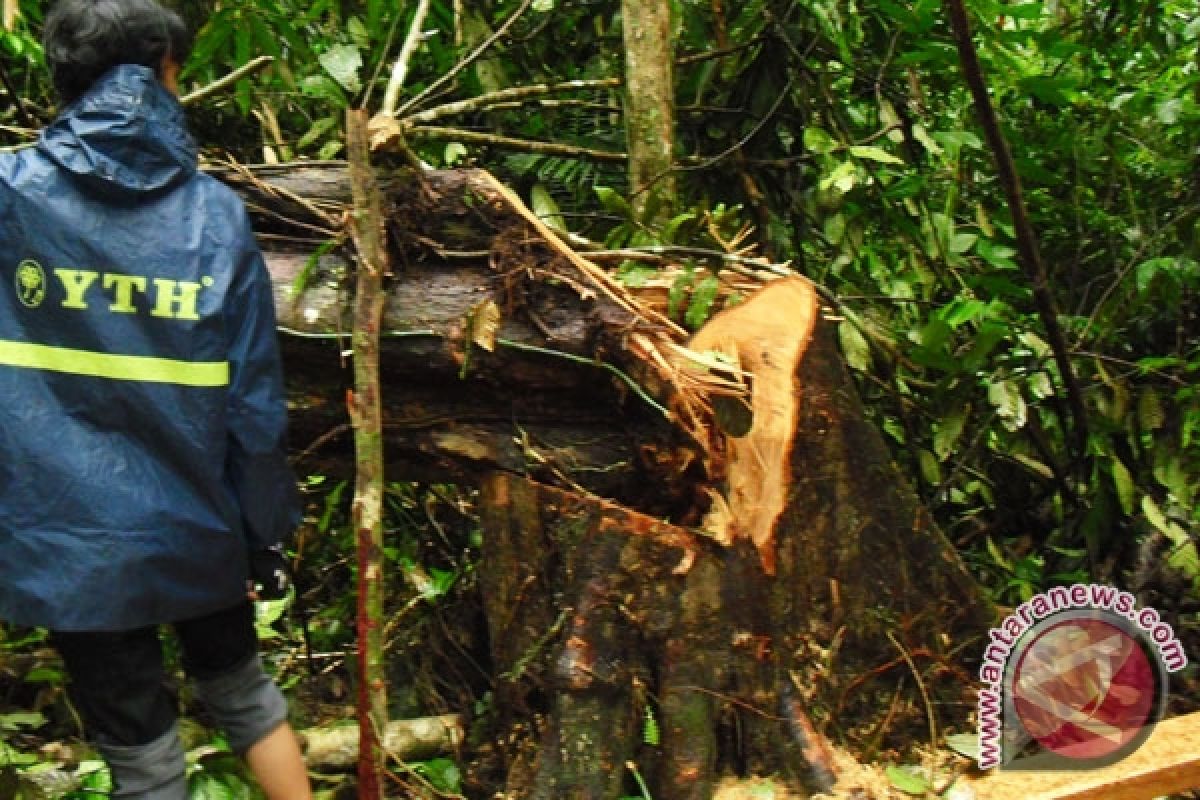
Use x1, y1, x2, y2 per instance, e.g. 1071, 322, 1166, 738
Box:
345, 110, 389, 800
621, 0, 677, 222
471, 284, 992, 799
220, 161, 995, 798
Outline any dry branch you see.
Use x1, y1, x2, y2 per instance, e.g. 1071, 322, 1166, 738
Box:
180, 56, 274, 106
380, 0, 432, 116
396, 0, 534, 117
404, 78, 623, 124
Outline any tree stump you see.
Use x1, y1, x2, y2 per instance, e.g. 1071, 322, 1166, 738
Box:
468, 278, 993, 799
219, 163, 995, 797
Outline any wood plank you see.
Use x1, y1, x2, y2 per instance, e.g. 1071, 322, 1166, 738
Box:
964, 711, 1200, 800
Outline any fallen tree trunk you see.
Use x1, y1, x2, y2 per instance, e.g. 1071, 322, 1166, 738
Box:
298, 714, 465, 770
218, 161, 996, 798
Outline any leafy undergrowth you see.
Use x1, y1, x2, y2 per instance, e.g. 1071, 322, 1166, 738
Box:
2, 471, 1199, 798
0, 479, 488, 799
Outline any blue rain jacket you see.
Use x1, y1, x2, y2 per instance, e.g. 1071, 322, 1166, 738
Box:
0, 65, 299, 631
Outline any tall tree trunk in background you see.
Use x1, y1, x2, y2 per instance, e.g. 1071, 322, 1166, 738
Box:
943, 0, 1090, 470
621, 0, 677, 223
346, 110, 389, 800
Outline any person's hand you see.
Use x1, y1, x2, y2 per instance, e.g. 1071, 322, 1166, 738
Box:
248, 545, 291, 601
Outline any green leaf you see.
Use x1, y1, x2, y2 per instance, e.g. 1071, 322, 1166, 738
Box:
318, 43, 363, 93
23, 666, 62, 683
297, 115, 338, 151
1012, 454, 1054, 480
187, 13, 234, 74
668, 270, 695, 319
819, 161, 858, 194
885, 764, 931, 795
233, 21, 252, 116
415, 758, 462, 792
615, 260, 658, 288
642, 706, 661, 746
530, 184, 567, 234
933, 405, 969, 461
988, 379, 1027, 431
1136, 257, 1177, 294
944, 732, 980, 760
838, 319, 871, 372
1138, 389, 1165, 431
931, 130, 982, 154
1028, 372, 1054, 400
1142, 495, 1171, 536
1018, 332, 1051, 358
918, 448, 941, 485
824, 212, 846, 245
950, 232, 978, 254
1109, 457, 1135, 516
1153, 452, 1192, 506
941, 297, 986, 328
849, 145, 904, 165
189, 772, 236, 800
300, 74, 348, 107
0, 711, 44, 730
928, 211, 954, 256
317, 139, 344, 160
443, 142, 468, 166
1018, 75, 1077, 105
1006, 2, 1045, 19
912, 124, 942, 155
1157, 97, 1183, 125
1143, 497, 1200, 580
803, 126, 838, 155
662, 211, 698, 244
686, 275, 721, 329
594, 186, 632, 218
883, 174, 926, 199
346, 17, 371, 52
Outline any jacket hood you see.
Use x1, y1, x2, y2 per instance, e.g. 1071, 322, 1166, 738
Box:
37, 64, 197, 198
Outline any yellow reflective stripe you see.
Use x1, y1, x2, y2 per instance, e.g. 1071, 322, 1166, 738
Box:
0, 340, 228, 387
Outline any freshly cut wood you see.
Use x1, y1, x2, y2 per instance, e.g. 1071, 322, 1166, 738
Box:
683, 276, 818, 574
962, 710, 1200, 799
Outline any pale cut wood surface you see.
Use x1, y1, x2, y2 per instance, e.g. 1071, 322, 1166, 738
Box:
964, 710, 1200, 799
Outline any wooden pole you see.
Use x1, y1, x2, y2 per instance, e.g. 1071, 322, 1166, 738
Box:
346, 108, 389, 800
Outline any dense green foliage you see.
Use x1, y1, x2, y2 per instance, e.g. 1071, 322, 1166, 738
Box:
2, 0, 1198, 794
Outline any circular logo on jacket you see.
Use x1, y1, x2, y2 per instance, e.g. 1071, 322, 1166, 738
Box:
15, 259, 47, 308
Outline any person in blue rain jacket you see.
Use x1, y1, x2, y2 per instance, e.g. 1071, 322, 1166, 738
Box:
0, 1, 313, 797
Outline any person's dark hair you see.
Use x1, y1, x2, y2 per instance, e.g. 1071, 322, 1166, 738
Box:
42, 0, 191, 103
